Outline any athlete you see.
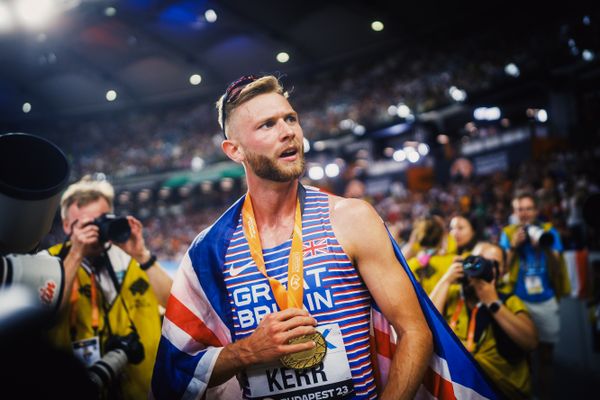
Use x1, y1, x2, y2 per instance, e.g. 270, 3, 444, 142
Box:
151, 75, 432, 399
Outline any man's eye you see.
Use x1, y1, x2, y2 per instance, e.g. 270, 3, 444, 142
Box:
286, 115, 297, 123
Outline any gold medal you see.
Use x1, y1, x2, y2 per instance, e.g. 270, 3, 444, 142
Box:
280, 331, 327, 370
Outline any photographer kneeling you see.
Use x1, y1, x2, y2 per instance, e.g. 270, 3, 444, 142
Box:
429, 242, 538, 399
45, 177, 172, 400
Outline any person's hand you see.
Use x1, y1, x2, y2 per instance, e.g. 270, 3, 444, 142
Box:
236, 308, 318, 365
511, 226, 526, 249
471, 278, 498, 305
114, 216, 151, 263
68, 218, 101, 259
440, 258, 464, 285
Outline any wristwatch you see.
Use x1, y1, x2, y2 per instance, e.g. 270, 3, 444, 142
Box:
139, 253, 157, 271
487, 300, 502, 314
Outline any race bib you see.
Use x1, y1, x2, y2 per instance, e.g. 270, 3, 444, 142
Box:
72, 336, 100, 367
246, 324, 354, 400
525, 275, 544, 295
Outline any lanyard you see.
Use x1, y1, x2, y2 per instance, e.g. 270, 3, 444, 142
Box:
242, 193, 304, 310
449, 297, 480, 353
69, 273, 100, 338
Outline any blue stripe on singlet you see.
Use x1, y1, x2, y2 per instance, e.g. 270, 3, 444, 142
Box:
223, 188, 377, 399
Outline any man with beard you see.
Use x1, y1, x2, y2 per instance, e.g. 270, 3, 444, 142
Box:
429, 242, 538, 399
150, 75, 433, 400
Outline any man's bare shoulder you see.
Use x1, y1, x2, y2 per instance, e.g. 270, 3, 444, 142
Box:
328, 194, 379, 223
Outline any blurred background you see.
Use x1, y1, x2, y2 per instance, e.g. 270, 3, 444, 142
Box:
1, 1, 599, 398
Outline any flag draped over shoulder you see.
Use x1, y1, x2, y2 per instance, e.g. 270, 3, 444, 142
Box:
151, 193, 501, 400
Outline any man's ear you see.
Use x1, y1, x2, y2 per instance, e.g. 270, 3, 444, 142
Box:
62, 218, 72, 235
222, 139, 244, 164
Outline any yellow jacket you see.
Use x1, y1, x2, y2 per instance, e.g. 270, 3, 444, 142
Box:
47, 243, 162, 400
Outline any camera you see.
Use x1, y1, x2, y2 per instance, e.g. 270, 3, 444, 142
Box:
88, 331, 145, 390
0, 132, 70, 310
462, 255, 498, 283
92, 213, 131, 244
525, 225, 554, 248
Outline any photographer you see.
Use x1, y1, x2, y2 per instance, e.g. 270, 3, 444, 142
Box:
45, 177, 172, 400
430, 242, 538, 399
499, 192, 569, 398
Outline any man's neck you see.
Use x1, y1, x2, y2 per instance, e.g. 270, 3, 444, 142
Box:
246, 178, 299, 247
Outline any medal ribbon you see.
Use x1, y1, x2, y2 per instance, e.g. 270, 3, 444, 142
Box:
242, 194, 304, 310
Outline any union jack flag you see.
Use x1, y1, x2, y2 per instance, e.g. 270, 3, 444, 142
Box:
303, 238, 328, 258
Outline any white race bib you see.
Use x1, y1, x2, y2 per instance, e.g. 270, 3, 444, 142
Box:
245, 324, 354, 400
72, 336, 100, 367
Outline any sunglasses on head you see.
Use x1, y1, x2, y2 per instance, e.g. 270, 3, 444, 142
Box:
221, 74, 258, 135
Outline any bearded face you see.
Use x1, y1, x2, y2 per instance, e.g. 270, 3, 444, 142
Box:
244, 143, 305, 182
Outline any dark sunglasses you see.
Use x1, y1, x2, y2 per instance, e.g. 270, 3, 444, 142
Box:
221, 74, 258, 135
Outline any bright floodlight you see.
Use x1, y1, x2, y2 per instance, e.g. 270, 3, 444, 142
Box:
308, 165, 324, 180
189, 74, 202, 85
205, 9, 217, 23
15, 0, 57, 29
417, 143, 429, 156
387, 105, 398, 116
104, 7, 116, 17
276, 52, 290, 63
325, 163, 340, 178
393, 149, 406, 162
371, 21, 384, 31
535, 109, 548, 123
583, 49, 595, 62
407, 151, 420, 163
0, 2, 13, 32
191, 156, 204, 171
353, 124, 366, 136
106, 90, 117, 101
473, 106, 501, 121
504, 63, 520, 77
397, 104, 411, 118
449, 86, 467, 102
22, 102, 31, 113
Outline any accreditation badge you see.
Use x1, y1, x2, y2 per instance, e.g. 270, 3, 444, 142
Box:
72, 336, 100, 367
245, 323, 354, 400
525, 274, 544, 295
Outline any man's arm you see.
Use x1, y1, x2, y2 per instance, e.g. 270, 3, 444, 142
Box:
117, 216, 173, 307
331, 197, 433, 400
209, 308, 317, 386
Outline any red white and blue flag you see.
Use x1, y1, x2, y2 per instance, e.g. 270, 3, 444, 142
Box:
151, 191, 501, 399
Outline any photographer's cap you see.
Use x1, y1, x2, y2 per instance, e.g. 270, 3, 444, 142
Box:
0, 133, 70, 254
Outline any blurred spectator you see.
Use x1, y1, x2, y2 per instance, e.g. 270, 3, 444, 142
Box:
429, 242, 538, 399
499, 192, 570, 399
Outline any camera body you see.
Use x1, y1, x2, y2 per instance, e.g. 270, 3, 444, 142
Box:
462, 255, 498, 283
88, 331, 145, 390
92, 213, 131, 244
525, 224, 554, 248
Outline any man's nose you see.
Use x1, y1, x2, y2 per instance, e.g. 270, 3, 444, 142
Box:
277, 119, 295, 139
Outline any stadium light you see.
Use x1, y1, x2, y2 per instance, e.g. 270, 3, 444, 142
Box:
106, 90, 117, 101
22, 102, 31, 113
15, 0, 57, 29
189, 74, 202, 85
276, 52, 290, 63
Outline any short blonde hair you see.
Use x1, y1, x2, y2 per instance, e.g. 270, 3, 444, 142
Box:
60, 176, 114, 220
216, 75, 287, 137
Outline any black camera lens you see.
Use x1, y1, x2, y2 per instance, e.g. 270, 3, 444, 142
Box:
93, 214, 131, 243
462, 255, 496, 283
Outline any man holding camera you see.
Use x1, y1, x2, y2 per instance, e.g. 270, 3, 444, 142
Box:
499, 192, 569, 398
430, 243, 538, 399
45, 177, 172, 400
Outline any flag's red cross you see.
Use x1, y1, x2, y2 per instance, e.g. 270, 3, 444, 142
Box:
303, 239, 328, 258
